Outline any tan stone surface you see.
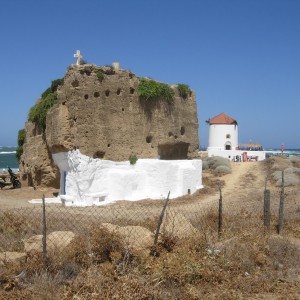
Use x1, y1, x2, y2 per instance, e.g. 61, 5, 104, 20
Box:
47, 231, 75, 252
161, 211, 199, 238
0, 252, 26, 264
24, 235, 43, 252
101, 223, 153, 250
20, 64, 199, 188
24, 231, 75, 253
19, 122, 59, 188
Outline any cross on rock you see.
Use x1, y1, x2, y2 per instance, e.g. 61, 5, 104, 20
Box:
74, 50, 83, 65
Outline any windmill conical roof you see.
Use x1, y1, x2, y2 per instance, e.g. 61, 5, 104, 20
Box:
207, 113, 237, 125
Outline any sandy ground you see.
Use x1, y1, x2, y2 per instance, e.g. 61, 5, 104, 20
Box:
0, 186, 59, 208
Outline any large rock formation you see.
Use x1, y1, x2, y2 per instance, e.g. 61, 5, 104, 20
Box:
20, 64, 199, 188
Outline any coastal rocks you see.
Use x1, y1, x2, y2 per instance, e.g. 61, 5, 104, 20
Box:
20, 64, 199, 188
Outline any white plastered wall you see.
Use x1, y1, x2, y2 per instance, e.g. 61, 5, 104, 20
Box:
52, 150, 203, 206
207, 124, 238, 151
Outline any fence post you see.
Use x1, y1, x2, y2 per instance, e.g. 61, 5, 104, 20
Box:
218, 184, 223, 239
263, 189, 271, 231
278, 171, 285, 234
150, 191, 170, 256
42, 194, 47, 267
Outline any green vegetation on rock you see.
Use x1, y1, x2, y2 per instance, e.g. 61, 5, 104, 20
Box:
28, 78, 63, 131
177, 84, 191, 99
137, 78, 175, 104
96, 69, 105, 81
129, 154, 138, 165
16, 129, 26, 161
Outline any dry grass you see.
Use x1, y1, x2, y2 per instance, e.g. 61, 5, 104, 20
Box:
0, 210, 299, 299
0, 157, 299, 299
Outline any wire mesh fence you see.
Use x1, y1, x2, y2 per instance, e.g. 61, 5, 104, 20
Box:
0, 184, 296, 274
0, 194, 220, 267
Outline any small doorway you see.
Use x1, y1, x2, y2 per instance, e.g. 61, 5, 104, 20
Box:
225, 142, 231, 150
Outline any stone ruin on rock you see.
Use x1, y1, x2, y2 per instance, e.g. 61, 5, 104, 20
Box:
19, 55, 200, 192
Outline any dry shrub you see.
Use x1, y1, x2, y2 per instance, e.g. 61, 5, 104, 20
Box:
62, 265, 164, 300
66, 226, 124, 267
270, 156, 292, 171
30, 271, 63, 300
147, 249, 203, 286
203, 156, 231, 172
199, 175, 225, 195
214, 165, 231, 174
157, 233, 178, 252
202, 156, 232, 176
23, 250, 44, 275
202, 160, 209, 170
112, 216, 158, 233
290, 156, 300, 167
267, 235, 300, 270
0, 210, 41, 252
1, 178, 300, 299
272, 168, 300, 186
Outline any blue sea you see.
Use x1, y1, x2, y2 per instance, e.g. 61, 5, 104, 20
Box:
264, 149, 300, 157
0, 146, 19, 172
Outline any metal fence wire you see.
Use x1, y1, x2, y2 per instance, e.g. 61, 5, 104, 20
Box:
0, 194, 219, 265
0, 186, 290, 272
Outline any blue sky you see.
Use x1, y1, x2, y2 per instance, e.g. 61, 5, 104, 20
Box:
1, 0, 299, 149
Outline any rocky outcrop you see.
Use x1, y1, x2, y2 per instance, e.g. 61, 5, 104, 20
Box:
19, 122, 59, 188
20, 64, 199, 188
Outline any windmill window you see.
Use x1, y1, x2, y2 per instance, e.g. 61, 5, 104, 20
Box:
226, 134, 231, 139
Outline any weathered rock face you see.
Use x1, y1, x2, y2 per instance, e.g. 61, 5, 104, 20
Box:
19, 122, 59, 188
20, 64, 199, 188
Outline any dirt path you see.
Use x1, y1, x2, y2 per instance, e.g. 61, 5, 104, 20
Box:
223, 161, 265, 197
191, 161, 268, 213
